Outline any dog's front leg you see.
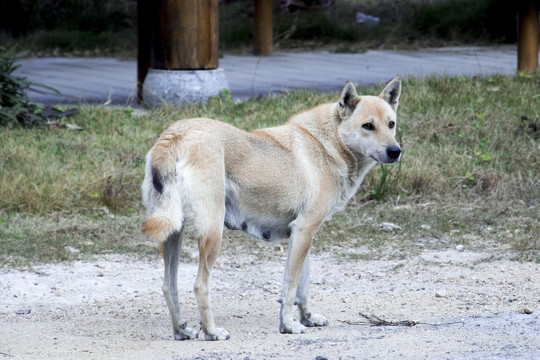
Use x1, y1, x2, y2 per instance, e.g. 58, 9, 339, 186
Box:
296, 250, 328, 328
279, 224, 319, 334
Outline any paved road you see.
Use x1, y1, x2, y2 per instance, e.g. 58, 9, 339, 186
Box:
15, 46, 525, 105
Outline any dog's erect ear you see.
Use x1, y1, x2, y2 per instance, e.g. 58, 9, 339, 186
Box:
338, 81, 360, 120
378, 77, 401, 112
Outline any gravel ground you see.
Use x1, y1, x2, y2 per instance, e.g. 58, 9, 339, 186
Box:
1, 248, 539, 360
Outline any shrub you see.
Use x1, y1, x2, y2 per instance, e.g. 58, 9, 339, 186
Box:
0, 45, 75, 126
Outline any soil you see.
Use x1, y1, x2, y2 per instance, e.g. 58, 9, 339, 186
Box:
1, 245, 539, 360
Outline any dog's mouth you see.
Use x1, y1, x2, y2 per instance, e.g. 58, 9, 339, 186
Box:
382, 156, 401, 164
371, 155, 401, 164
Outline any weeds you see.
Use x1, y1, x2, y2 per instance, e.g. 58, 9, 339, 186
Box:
371, 163, 401, 201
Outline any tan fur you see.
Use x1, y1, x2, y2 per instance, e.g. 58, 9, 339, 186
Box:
141, 78, 402, 340
151, 126, 184, 175
141, 216, 167, 238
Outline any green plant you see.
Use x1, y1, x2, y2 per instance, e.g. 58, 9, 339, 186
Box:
372, 164, 397, 200
0, 45, 76, 126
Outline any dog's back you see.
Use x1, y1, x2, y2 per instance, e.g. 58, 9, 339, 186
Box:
141, 107, 344, 245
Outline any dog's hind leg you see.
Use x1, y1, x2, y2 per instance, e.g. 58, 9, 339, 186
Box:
189, 159, 230, 341
296, 250, 328, 328
160, 229, 199, 340
194, 224, 230, 341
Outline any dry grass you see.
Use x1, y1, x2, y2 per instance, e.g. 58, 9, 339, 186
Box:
0, 74, 539, 266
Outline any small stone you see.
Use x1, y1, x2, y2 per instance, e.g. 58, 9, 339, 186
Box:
435, 290, 448, 298
420, 224, 431, 230
519, 308, 534, 314
456, 244, 464, 252
16, 309, 31, 315
315, 356, 329, 360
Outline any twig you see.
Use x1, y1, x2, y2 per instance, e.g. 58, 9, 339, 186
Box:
358, 312, 418, 327
339, 313, 463, 327
0, 352, 14, 358
470, 207, 510, 223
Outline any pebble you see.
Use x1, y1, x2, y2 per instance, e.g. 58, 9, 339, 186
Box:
435, 290, 448, 298
456, 244, 464, 252
519, 308, 534, 314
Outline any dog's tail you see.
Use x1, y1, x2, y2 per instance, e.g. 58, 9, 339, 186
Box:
142, 133, 184, 245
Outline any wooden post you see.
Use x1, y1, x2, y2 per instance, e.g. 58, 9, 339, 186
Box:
517, 1, 539, 73
139, 0, 227, 106
151, 0, 219, 70
254, 0, 273, 56
137, 0, 151, 102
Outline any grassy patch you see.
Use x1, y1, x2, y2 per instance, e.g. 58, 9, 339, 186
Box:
0, 211, 153, 268
316, 197, 539, 263
1, 74, 539, 266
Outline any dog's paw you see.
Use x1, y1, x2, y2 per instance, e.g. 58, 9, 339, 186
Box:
280, 320, 306, 334
301, 313, 328, 327
204, 327, 230, 341
174, 327, 199, 340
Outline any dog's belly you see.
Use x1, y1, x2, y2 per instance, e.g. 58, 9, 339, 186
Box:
223, 188, 296, 242
224, 213, 294, 242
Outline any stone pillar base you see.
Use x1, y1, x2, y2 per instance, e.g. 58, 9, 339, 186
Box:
142, 68, 229, 106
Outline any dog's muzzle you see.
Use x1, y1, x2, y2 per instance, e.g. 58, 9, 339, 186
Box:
385, 145, 402, 162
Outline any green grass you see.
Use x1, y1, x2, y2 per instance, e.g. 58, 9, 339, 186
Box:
1, 74, 539, 266
0, 212, 154, 267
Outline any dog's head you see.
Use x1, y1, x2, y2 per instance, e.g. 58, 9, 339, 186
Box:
337, 78, 402, 164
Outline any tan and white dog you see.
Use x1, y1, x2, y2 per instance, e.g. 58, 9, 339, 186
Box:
142, 78, 402, 340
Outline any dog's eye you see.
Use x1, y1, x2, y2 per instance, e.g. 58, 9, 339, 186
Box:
389, 121, 395, 129
362, 123, 375, 131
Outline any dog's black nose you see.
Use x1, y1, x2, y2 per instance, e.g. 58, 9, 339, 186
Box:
386, 145, 401, 160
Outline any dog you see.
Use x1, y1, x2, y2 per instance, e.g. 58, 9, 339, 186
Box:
142, 78, 402, 340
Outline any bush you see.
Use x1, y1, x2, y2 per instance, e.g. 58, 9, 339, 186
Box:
0, 45, 76, 126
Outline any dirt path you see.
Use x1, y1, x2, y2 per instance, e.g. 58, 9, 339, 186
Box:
1, 249, 539, 359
